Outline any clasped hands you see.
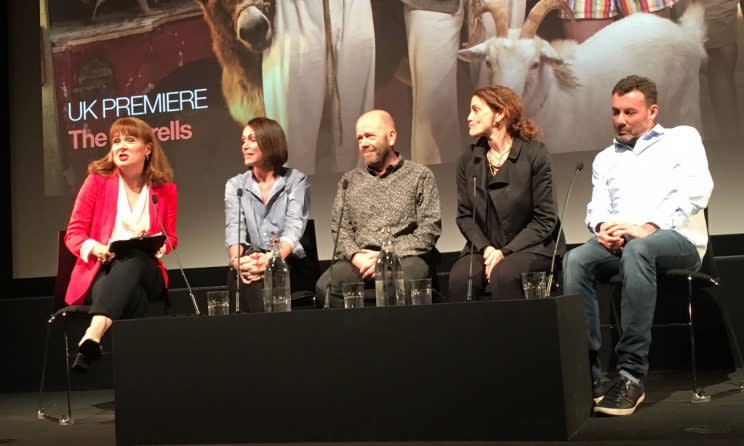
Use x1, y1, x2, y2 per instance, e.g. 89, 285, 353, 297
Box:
233, 252, 269, 284
352, 249, 380, 279
597, 221, 657, 252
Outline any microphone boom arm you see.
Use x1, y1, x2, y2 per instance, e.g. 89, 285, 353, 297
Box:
546, 162, 584, 295
152, 195, 201, 316
466, 175, 476, 302
235, 188, 243, 313
325, 179, 349, 308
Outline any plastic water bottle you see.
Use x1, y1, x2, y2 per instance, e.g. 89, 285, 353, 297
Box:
374, 230, 406, 306
264, 233, 291, 312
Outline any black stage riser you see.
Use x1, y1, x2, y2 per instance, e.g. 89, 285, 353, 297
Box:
113, 297, 591, 444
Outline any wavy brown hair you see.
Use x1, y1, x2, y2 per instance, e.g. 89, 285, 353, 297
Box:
473, 86, 541, 140
88, 117, 174, 186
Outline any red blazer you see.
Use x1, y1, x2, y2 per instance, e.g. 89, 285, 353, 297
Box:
64, 173, 178, 306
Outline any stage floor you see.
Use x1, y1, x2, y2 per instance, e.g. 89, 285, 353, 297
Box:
2, 370, 742, 446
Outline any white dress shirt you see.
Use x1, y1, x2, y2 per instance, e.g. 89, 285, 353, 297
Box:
586, 124, 714, 259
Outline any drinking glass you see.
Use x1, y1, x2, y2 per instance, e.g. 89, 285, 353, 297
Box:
207, 291, 230, 315
521, 272, 548, 299
409, 278, 432, 305
342, 282, 365, 309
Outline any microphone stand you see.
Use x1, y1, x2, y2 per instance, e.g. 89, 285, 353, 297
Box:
152, 195, 200, 316
325, 179, 349, 308
546, 162, 584, 295
235, 188, 243, 313
466, 175, 477, 302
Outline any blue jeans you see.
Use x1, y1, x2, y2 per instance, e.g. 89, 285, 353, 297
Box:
562, 230, 701, 380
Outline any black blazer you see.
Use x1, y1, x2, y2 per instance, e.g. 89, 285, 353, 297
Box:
455, 136, 565, 258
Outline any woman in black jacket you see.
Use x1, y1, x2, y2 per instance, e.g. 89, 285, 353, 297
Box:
449, 86, 564, 300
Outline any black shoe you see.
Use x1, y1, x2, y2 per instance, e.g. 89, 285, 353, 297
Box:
71, 352, 90, 374
592, 378, 606, 404
78, 338, 102, 360
594, 375, 645, 416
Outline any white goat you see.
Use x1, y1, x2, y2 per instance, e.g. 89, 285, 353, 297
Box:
459, 0, 707, 153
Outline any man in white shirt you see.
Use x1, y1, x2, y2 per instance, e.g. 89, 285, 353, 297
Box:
562, 75, 714, 416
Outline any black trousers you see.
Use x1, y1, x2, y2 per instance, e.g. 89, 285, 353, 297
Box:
448, 251, 551, 301
86, 249, 164, 319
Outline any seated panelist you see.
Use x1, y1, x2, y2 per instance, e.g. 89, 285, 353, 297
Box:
225, 117, 310, 312
64, 117, 178, 371
448, 86, 564, 301
315, 110, 442, 307
563, 75, 714, 416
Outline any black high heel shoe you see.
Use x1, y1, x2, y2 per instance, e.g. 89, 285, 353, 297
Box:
71, 352, 90, 373
78, 338, 103, 361
72, 338, 102, 374
78, 338, 103, 359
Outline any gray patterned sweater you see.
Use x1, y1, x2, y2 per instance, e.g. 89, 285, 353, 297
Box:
331, 158, 442, 259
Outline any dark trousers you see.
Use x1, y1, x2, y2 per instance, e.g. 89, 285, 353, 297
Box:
87, 249, 164, 320
448, 251, 552, 301
228, 254, 317, 313
315, 256, 431, 308
231, 281, 265, 313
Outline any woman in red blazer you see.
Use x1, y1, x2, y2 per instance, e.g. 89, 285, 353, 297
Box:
64, 116, 177, 371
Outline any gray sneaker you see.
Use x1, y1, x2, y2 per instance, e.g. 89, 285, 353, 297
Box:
594, 375, 645, 416
592, 378, 606, 404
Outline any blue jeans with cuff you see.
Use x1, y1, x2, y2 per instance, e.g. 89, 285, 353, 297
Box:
562, 230, 701, 380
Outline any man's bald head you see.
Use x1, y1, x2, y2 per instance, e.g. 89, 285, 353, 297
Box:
357, 109, 397, 133
356, 110, 398, 172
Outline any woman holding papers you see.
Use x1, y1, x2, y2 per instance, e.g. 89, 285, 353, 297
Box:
64, 117, 177, 370
224, 117, 310, 312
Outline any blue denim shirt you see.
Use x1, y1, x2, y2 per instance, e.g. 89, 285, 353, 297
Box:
225, 167, 310, 257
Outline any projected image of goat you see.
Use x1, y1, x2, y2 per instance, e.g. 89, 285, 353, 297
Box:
459, 0, 707, 153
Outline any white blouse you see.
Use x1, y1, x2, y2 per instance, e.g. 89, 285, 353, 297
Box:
80, 178, 150, 262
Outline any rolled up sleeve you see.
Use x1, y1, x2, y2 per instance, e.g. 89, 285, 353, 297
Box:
280, 172, 310, 255
224, 176, 247, 249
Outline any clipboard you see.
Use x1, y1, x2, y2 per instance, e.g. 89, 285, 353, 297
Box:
109, 233, 167, 257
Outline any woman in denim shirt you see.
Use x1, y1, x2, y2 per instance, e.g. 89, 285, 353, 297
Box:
225, 117, 310, 312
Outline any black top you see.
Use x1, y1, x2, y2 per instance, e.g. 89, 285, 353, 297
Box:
455, 136, 565, 258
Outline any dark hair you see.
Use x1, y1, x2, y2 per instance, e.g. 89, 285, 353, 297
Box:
246, 117, 288, 170
88, 116, 173, 186
472, 86, 541, 140
612, 75, 658, 106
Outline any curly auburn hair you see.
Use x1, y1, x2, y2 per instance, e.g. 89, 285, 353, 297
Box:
472, 86, 541, 140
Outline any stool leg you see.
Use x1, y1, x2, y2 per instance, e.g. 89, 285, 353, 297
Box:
36, 315, 54, 420
37, 313, 76, 424
688, 275, 710, 403
61, 325, 75, 424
